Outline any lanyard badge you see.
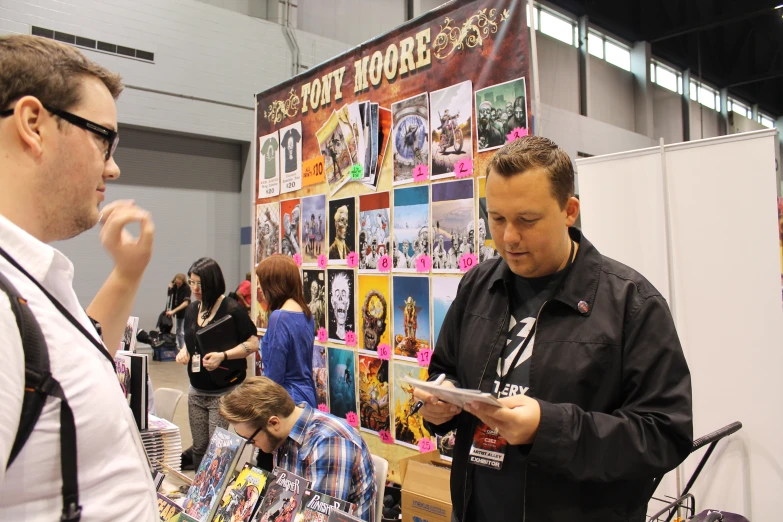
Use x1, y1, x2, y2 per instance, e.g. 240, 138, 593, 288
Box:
469, 423, 508, 470
192, 353, 201, 372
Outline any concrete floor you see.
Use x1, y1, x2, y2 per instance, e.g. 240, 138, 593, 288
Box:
149, 359, 193, 450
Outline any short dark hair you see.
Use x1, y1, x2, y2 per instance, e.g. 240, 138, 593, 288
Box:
0, 35, 123, 112
189, 257, 226, 312
486, 136, 575, 209
255, 255, 312, 320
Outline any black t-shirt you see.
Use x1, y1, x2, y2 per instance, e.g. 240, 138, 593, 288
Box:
168, 283, 192, 319
470, 269, 566, 522
282, 128, 301, 173
183, 296, 257, 392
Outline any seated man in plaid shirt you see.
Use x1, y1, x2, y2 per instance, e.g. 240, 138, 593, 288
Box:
220, 377, 377, 521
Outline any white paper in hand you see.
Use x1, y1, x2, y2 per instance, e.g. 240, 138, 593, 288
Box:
403, 376, 503, 408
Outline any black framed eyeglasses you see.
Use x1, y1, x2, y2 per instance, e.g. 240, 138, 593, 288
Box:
0, 105, 119, 161
241, 426, 264, 445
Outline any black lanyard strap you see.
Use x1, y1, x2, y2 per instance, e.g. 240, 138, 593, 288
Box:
0, 245, 116, 369
497, 240, 576, 393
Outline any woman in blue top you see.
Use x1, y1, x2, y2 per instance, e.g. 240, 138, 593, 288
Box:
256, 254, 317, 408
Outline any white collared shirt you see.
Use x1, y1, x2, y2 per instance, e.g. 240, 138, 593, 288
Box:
0, 214, 157, 521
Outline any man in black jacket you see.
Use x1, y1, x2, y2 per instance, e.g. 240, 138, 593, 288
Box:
414, 136, 693, 521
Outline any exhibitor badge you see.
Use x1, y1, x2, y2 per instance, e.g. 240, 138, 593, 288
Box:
469, 423, 508, 470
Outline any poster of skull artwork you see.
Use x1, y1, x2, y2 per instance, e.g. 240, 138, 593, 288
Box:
357, 275, 390, 353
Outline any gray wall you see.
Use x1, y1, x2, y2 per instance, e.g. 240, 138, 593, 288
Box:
51, 128, 243, 331
652, 84, 683, 144
689, 101, 720, 140
537, 32, 580, 113
589, 56, 636, 132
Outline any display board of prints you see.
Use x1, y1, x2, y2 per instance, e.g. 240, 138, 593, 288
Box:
252, 0, 531, 483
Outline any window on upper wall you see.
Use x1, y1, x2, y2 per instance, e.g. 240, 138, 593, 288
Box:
689, 81, 719, 110
651, 61, 681, 94
588, 32, 604, 58
759, 115, 775, 128
525, 4, 540, 30
539, 9, 575, 46
729, 98, 750, 118
604, 40, 631, 71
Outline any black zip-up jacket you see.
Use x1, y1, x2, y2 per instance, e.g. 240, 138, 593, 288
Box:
427, 228, 693, 521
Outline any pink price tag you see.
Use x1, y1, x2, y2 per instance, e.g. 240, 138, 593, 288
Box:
317, 403, 329, 413
506, 126, 529, 142
317, 254, 328, 269
379, 430, 394, 444
453, 158, 474, 178
292, 253, 302, 266
346, 252, 358, 268
346, 412, 359, 427
377, 343, 391, 360
317, 328, 328, 343
417, 348, 433, 367
459, 252, 478, 272
377, 255, 392, 273
415, 254, 432, 273
412, 164, 429, 182
418, 438, 435, 453
345, 330, 357, 347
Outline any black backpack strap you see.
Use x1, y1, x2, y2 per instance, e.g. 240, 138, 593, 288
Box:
0, 271, 82, 521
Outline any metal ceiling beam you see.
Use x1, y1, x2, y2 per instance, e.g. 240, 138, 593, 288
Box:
727, 70, 783, 88
649, 5, 780, 43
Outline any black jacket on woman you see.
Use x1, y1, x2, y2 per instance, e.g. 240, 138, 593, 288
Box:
427, 228, 693, 521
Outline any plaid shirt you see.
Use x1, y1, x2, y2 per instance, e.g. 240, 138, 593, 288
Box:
274, 404, 377, 522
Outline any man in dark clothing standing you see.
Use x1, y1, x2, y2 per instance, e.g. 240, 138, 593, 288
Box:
166, 273, 191, 349
414, 136, 693, 522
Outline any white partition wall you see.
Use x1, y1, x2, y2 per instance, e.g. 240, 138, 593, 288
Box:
577, 129, 783, 520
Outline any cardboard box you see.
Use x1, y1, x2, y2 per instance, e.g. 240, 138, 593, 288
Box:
399, 451, 452, 522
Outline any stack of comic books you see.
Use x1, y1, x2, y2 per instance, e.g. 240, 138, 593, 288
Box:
211, 464, 271, 522
293, 489, 355, 522
252, 468, 310, 522
142, 414, 183, 474
180, 428, 246, 522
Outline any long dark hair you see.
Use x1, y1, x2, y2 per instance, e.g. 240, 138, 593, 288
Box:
189, 257, 226, 312
255, 255, 312, 320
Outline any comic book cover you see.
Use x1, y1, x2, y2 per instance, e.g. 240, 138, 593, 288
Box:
326, 511, 363, 522
327, 347, 357, 421
183, 428, 246, 522
316, 110, 353, 196
301, 195, 327, 265
158, 492, 183, 522
391, 93, 429, 186
293, 489, 355, 522
358, 354, 390, 435
280, 198, 302, 257
327, 197, 357, 264
358, 192, 390, 272
114, 354, 131, 405
429, 80, 473, 179
392, 185, 430, 272
477, 177, 498, 262
431, 276, 461, 346
436, 429, 457, 462
326, 268, 356, 344
336, 105, 360, 167
362, 103, 379, 188
376, 107, 392, 181
475, 76, 528, 153
392, 361, 431, 450
431, 179, 476, 273
357, 275, 390, 353
302, 270, 327, 338
253, 468, 310, 522
257, 203, 281, 267
120, 316, 139, 352
212, 465, 271, 522
312, 343, 329, 411
391, 276, 431, 361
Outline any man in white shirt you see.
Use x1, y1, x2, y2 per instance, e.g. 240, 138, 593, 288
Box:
0, 35, 158, 520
